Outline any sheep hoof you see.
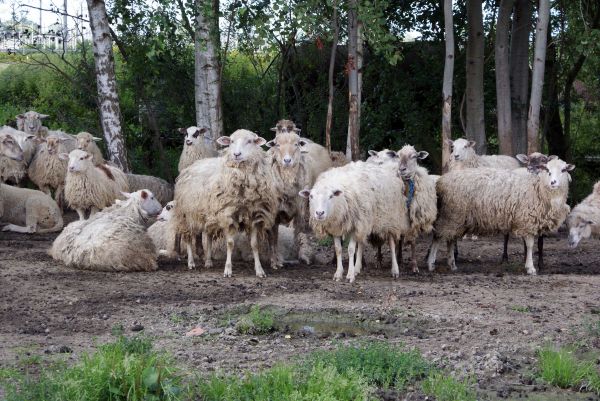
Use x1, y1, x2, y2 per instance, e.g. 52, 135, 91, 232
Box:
391, 272, 399, 279
526, 268, 537, 276
333, 274, 342, 282
427, 264, 436, 272
187, 263, 195, 270
204, 260, 213, 269
256, 271, 267, 278
346, 276, 355, 283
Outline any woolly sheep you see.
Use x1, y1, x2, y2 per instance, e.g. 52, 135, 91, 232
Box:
271, 119, 301, 134
27, 135, 70, 209
148, 200, 178, 255
0, 127, 37, 184
567, 182, 600, 248
300, 161, 409, 283
127, 173, 173, 205
329, 151, 348, 168
75, 132, 104, 165
0, 133, 24, 163
174, 129, 281, 277
427, 158, 574, 275
448, 138, 520, 171
61, 149, 128, 220
16, 111, 49, 137
50, 190, 162, 271
177, 126, 218, 172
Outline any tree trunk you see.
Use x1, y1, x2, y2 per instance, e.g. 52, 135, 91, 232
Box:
195, 0, 223, 139
441, 0, 454, 174
509, 0, 532, 155
543, 33, 566, 160
526, 0, 550, 154
346, 0, 361, 161
495, 0, 515, 155
325, 1, 339, 153
86, 0, 130, 171
465, 0, 486, 154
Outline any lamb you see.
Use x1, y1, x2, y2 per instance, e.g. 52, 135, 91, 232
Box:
127, 173, 173, 205
75, 132, 104, 165
427, 157, 574, 275
173, 129, 281, 277
177, 126, 218, 172
27, 135, 70, 209
567, 182, 600, 248
329, 151, 349, 168
300, 161, 409, 283
448, 138, 520, 171
50, 190, 162, 271
148, 201, 178, 255
0, 127, 37, 184
61, 149, 129, 220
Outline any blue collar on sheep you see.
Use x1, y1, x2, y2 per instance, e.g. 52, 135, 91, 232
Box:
403, 178, 415, 209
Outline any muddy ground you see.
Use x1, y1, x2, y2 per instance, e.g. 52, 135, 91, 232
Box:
1, 213, 600, 400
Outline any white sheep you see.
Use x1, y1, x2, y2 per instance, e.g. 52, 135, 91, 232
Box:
177, 126, 218, 172
61, 149, 128, 220
27, 135, 70, 209
0, 127, 37, 184
173, 129, 281, 277
300, 161, 409, 283
567, 182, 600, 248
16, 111, 50, 137
50, 190, 162, 271
127, 173, 173, 206
0, 132, 24, 163
448, 138, 520, 171
427, 158, 574, 275
75, 132, 104, 165
148, 200, 179, 256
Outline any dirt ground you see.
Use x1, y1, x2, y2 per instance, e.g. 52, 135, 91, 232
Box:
1, 213, 600, 400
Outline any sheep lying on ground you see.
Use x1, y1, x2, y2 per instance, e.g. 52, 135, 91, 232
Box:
567, 182, 600, 248
174, 129, 281, 277
61, 149, 128, 220
27, 135, 70, 209
50, 190, 162, 271
0, 127, 37, 184
300, 161, 409, 282
75, 132, 104, 165
448, 138, 520, 171
127, 173, 173, 205
177, 126, 218, 172
0, 133, 24, 163
428, 157, 574, 275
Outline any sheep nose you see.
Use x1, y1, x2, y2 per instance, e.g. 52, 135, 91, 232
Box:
315, 210, 325, 217
233, 152, 241, 157
399, 167, 406, 172
551, 180, 557, 186
68, 166, 75, 172
283, 157, 292, 164
454, 155, 459, 160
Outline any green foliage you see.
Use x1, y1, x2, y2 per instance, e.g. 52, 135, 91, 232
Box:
0, 336, 186, 401
236, 305, 276, 335
537, 347, 600, 394
422, 373, 477, 401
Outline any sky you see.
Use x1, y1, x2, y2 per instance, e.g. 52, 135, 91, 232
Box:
0, 0, 88, 31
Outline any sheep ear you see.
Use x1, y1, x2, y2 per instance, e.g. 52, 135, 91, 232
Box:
16, 114, 24, 120
368, 150, 377, 157
565, 164, 575, 172
254, 136, 267, 146
58, 152, 69, 160
294, 128, 301, 134
417, 151, 429, 160
299, 189, 311, 198
586, 219, 597, 226
298, 138, 308, 147
39, 114, 49, 120
515, 154, 529, 164
140, 190, 148, 199
121, 191, 132, 199
468, 140, 476, 148
445, 139, 453, 146
92, 136, 102, 142
548, 155, 558, 161
270, 126, 277, 131
265, 139, 276, 148
26, 135, 36, 141
178, 127, 187, 134
216, 136, 231, 146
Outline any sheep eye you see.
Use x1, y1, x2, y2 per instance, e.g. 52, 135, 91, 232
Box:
247, 140, 252, 144
80, 157, 84, 160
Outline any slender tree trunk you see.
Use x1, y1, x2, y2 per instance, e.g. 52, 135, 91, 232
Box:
495, 0, 515, 155
526, 0, 550, 154
325, 1, 339, 153
509, 0, 532, 155
465, 0, 486, 154
346, 0, 360, 161
195, 0, 223, 139
86, 0, 130, 171
543, 33, 566, 159
442, 0, 454, 174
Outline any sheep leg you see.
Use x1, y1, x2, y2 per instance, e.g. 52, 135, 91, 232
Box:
76, 208, 86, 220
399, 236, 404, 268
202, 234, 213, 268
250, 228, 267, 278
55, 185, 64, 211
446, 240, 457, 271
354, 241, 363, 275
346, 237, 357, 283
186, 240, 196, 270
390, 237, 399, 278
2, 224, 35, 233
427, 238, 441, 272
89, 206, 99, 217
502, 234, 509, 263
409, 240, 419, 273
524, 235, 536, 275
333, 236, 344, 281
223, 231, 235, 277
269, 224, 282, 270
537, 235, 544, 271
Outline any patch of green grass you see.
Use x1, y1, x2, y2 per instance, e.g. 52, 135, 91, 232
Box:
318, 236, 334, 247
422, 372, 476, 401
585, 319, 600, 338
309, 342, 431, 389
537, 347, 600, 395
236, 305, 275, 335
0, 336, 186, 401
510, 305, 530, 313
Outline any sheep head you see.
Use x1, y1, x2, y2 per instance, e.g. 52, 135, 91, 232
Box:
538, 157, 575, 190
0, 133, 24, 162
16, 111, 49, 136
217, 129, 266, 165
300, 187, 343, 222
447, 138, 476, 161
271, 119, 300, 135
397, 145, 428, 179
366, 149, 399, 166
567, 213, 596, 248
158, 200, 176, 222
122, 190, 163, 218
179, 126, 212, 147
62, 149, 93, 173
266, 132, 308, 168
76, 132, 101, 151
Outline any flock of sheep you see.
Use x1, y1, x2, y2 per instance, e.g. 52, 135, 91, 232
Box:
0, 112, 598, 282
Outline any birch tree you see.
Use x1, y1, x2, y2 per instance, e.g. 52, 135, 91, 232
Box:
346, 0, 361, 161
495, 0, 515, 155
442, 0, 454, 173
86, 0, 129, 171
465, 0, 486, 154
325, 0, 339, 153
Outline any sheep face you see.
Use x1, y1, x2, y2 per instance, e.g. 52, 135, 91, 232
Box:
217, 129, 266, 164
567, 214, 595, 248
541, 158, 574, 190
516, 152, 552, 174
45, 136, 63, 155
0, 133, 24, 161
16, 111, 49, 136
63, 149, 93, 173
158, 201, 176, 222
397, 145, 429, 178
179, 126, 212, 147
271, 119, 300, 135
123, 190, 163, 217
76, 132, 101, 151
300, 187, 342, 221
448, 138, 476, 161
266, 132, 308, 167
366, 149, 398, 166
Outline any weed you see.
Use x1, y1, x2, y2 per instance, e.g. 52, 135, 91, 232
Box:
236, 305, 275, 335
422, 372, 476, 401
510, 305, 530, 313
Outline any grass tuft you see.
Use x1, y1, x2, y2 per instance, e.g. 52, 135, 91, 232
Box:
422, 372, 476, 401
538, 346, 600, 395
236, 305, 275, 335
